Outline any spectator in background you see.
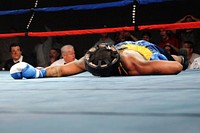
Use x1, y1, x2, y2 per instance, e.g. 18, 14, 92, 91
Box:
115, 31, 138, 44
95, 26, 115, 46
3, 43, 35, 71
0, 27, 20, 70
172, 15, 200, 54
34, 26, 52, 67
158, 29, 181, 55
50, 45, 76, 66
141, 31, 152, 42
182, 41, 200, 68
176, 15, 200, 23
49, 48, 61, 65
127, 31, 154, 44
140, 31, 157, 44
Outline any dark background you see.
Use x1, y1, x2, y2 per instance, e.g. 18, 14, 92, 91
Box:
0, 0, 199, 58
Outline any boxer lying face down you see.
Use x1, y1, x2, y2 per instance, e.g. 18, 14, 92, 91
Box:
10, 40, 188, 79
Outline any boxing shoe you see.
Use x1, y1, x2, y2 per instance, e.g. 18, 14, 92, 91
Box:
179, 48, 189, 70
10, 62, 46, 79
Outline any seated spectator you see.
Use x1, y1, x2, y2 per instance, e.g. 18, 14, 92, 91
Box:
50, 45, 76, 66
182, 41, 200, 68
49, 48, 61, 65
0, 27, 20, 70
158, 29, 181, 55
3, 43, 35, 71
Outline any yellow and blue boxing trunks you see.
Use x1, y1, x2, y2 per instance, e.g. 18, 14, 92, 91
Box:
115, 40, 169, 61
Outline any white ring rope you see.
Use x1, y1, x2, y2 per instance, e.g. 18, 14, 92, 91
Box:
26, 0, 39, 30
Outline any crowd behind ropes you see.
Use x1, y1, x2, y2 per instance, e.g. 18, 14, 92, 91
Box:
1, 15, 200, 71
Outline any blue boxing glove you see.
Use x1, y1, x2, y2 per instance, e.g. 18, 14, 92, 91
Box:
10, 62, 46, 79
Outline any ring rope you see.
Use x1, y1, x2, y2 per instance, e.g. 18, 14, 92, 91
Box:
0, 21, 200, 38
0, 0, 133, 16
0, 0, 197, 38
0, 0, 172, 16
26, 0, 39, 30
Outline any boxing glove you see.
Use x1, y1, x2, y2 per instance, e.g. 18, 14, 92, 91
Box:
10, 62, 46, 79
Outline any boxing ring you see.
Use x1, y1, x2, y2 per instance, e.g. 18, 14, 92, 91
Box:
1, 0, 200, 133
1, 70, 200, 133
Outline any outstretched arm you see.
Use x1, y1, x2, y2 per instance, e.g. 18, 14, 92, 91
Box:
45, 57, 86, 77
10, 57, 86, 79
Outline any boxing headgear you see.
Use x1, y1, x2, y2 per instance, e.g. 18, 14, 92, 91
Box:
85, 43, 120, 77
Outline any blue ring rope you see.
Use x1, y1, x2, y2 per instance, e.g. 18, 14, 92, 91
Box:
0, 0, 172, 16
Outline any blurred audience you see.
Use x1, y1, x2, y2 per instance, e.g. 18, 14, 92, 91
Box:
158, 29, 181, 55
172, 15, 200, 54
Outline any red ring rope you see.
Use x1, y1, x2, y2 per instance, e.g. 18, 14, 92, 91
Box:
0, 21, 200, 38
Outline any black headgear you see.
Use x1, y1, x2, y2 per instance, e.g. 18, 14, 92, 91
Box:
85, 43, 120, 77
